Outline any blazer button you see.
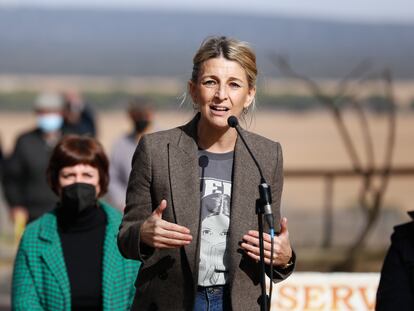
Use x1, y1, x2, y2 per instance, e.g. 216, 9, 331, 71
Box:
159, 272, 168, 280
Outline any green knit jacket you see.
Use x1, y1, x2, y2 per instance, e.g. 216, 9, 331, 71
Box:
12, 201, 140, 311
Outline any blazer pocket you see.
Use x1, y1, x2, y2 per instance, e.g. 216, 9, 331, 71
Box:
135, 255, 176, 286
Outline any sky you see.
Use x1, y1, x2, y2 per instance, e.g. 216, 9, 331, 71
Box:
0, 0, 414, 24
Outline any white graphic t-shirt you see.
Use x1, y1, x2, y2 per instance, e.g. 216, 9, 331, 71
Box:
197, 150, 233, 286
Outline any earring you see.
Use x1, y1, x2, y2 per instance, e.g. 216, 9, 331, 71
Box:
243, 107, 249, 114
193, 101, 199, 111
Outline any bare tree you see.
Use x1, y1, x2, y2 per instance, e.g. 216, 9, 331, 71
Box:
272, 55, 397, 270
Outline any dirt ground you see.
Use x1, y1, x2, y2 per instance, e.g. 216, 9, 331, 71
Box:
0, 111, 414, 246
1, 109, 413, 247
2, 109, 412, 166
0, 110, 413, 306
2, 110, 412, 203
0, 110, 412, 239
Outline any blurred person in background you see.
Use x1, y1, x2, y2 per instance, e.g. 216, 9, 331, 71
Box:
62, 90, 97, 137
12, 135, 139, 311
108, 97, 154, 210
118, 36, 294, 311
376, 212, 414, 310
2, 92, 64, 224
0, 135, 3, 178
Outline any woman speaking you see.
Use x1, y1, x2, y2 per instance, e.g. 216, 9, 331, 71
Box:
118, 36, 295, 310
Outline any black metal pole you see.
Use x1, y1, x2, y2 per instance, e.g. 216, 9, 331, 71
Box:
257, 181, 273, 311
257, 209, 268, 311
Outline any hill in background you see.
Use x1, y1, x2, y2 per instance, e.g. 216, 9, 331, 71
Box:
0, 8, 414, 79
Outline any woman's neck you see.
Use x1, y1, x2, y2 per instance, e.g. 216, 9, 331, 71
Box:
197, 121, 237, 153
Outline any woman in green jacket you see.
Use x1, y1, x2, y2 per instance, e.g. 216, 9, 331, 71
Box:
12, 135, 139, 311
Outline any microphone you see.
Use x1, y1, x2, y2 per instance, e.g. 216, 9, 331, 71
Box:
198, 155, 209, 193
227, 115, 238, 128
227, 116, 275, 233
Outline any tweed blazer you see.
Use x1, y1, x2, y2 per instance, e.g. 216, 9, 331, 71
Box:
118, 114, 294, 310
12, 201, 139, 311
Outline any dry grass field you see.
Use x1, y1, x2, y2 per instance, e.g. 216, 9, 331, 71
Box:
1, 110, 413, 251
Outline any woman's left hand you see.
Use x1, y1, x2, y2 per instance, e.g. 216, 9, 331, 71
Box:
240, 217, 292, 267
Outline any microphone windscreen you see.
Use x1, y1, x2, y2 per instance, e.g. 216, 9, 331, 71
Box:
198, 155, 209, 168
227, 116, 239, 128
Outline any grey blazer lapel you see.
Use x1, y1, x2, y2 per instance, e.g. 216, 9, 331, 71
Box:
168, 118, 200, 277
228, 131, 261, 281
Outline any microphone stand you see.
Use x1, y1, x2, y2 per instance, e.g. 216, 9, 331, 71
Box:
256, 181, 272, 311
229, 117, 273, 311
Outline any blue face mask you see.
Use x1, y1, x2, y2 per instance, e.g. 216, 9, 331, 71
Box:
37, 114, 63, 133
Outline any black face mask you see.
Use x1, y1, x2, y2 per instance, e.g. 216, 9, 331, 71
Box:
59, 183, 97, 222
134, 119, 150, 134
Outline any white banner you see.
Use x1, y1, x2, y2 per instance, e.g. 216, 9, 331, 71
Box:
270, 272, 380, 311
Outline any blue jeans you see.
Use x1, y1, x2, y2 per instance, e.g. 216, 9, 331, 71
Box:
194, 285, 231, 311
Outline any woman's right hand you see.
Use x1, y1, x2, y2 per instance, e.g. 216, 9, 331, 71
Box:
140, 199, 193, 249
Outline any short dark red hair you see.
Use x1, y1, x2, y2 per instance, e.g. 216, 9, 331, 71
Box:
47, 135, 109, 196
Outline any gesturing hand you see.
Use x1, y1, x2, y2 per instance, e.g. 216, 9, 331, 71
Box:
140, 200, 193, 249
240, 217, 292, 266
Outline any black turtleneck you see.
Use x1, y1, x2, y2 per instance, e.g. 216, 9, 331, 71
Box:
58, 204, 107, 311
